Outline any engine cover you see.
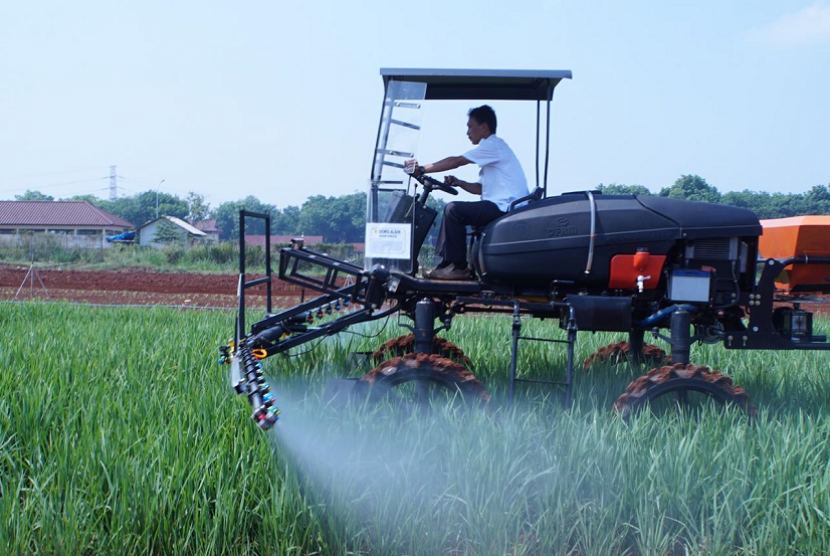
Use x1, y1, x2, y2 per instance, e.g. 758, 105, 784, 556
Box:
476, 193, 761, 289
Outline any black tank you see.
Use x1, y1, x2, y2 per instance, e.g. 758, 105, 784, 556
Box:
476, 193, 761, 287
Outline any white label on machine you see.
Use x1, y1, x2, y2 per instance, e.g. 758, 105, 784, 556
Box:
365, 223, 412, 259
669, 270, 711, 302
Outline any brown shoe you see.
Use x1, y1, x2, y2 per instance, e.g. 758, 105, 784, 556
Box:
424, 262, 450, 279
426, 263, 472, 281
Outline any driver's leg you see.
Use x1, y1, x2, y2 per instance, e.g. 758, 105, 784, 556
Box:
431, 201, 503, 278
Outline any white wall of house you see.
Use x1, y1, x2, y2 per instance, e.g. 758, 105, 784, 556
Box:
0, 227, 126, 249
0, 231, 104, 249
139, 219, 175, 248
138, 219, 204, 249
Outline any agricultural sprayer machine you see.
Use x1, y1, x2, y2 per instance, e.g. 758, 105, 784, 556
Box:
222, 69, 830, 430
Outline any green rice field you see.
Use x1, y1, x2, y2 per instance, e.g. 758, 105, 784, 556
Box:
2, 301, 830, 554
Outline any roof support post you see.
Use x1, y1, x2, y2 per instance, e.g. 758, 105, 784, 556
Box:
535, 100, 541, 192
543, 86, 553, 198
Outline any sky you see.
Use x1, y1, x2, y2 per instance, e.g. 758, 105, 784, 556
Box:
0, 1, 828, 210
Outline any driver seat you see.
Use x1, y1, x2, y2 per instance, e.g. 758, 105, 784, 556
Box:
507, 186, 544, 212
466, 187, 545, 271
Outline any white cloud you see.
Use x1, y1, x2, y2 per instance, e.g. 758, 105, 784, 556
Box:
746, 2, 830, 48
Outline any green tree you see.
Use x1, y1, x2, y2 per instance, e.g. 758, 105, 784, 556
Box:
152, 218, 186, 244
720, 189, 802, 219
214, 196, 276, 240
273, 205, 301, 235
213, 201, 239, 241
62, 194, 105, 205
297, 192, 366, 243
802, 184, 830, 214
659, 175, 721, 203
104, 191, 188, 228
15, 190, 54, 201
186, 191, 211, 223
596, 183, 653, 196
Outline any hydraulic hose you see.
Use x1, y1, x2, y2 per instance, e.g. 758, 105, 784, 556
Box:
584, 190, 596, 275
636, 304, 698, 327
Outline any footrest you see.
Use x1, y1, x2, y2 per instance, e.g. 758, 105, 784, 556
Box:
391, 272, 483, 295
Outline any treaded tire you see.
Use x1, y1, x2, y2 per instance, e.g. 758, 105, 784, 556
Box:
583, 341, 669, 370
360, 353, 490, 404
613, 363, 757, 419
372, 334, 473, 368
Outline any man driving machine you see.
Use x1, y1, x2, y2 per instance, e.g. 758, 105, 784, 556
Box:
405, 105, 528, 280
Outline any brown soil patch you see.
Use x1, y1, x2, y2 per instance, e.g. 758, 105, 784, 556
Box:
0, 266, 307, 307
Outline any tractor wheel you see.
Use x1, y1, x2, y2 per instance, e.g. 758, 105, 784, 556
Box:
372, 334, 473, 368
613, 363, 757, 419
583, 341, 669, 370
360, 353, 490, 406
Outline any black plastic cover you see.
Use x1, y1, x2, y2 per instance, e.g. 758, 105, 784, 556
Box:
380, 68, 572, 101
477, 194, 761, 288
567, 295, 632, 332
636, 196, 761, 239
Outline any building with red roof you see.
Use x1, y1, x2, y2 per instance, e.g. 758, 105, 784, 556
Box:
0, 200, 133, 247
193, 219, 220, 242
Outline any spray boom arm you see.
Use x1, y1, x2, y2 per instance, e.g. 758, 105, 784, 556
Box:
221, 245, 398, 430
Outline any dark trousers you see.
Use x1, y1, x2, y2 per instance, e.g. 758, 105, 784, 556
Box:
436, 200, 505, 265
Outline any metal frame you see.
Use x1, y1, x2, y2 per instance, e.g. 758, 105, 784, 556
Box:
730, 257, 830, 350
373, 69, 572, 207
236, 210, 272, 346
228, 210, 830, 430
259, 241, 582, 401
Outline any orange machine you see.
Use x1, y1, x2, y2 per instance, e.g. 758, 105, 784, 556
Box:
759, 215, 830, 292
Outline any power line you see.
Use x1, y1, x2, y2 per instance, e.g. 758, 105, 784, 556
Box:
0, 177, 109, 195
118, 176, 162, 188
56, 187, 111, 199
109, 166, 118, 201
0, 167, 108, 183
119, 175, 196, 196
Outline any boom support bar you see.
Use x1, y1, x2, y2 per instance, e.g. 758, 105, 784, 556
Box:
237, 210, 272, 345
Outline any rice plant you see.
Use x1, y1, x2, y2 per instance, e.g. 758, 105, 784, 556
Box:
3, 301, 830, 554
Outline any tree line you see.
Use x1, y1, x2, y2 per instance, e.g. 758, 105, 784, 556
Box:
13, 188, 383, 243
597, 175, 830, 220
13, 173, 830, 241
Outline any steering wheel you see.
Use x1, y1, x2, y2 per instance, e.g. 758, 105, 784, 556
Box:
412, 172, 459, 196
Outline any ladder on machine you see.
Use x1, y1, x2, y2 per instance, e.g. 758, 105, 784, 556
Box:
507, 301, 578, 407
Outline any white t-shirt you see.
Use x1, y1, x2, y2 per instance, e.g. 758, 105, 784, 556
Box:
462, 135, 528, 212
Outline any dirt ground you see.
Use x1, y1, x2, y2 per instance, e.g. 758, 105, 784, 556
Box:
3, 263, 829, 317
0, 265, 307, 308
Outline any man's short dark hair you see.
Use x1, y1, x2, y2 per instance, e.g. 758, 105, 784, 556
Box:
468, 105, 497, 134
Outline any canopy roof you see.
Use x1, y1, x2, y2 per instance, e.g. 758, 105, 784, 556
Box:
380, 68, 572, 101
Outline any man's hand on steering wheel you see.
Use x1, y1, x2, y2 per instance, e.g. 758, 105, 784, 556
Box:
404, 159, 459, 195
432, 177, 459, 195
